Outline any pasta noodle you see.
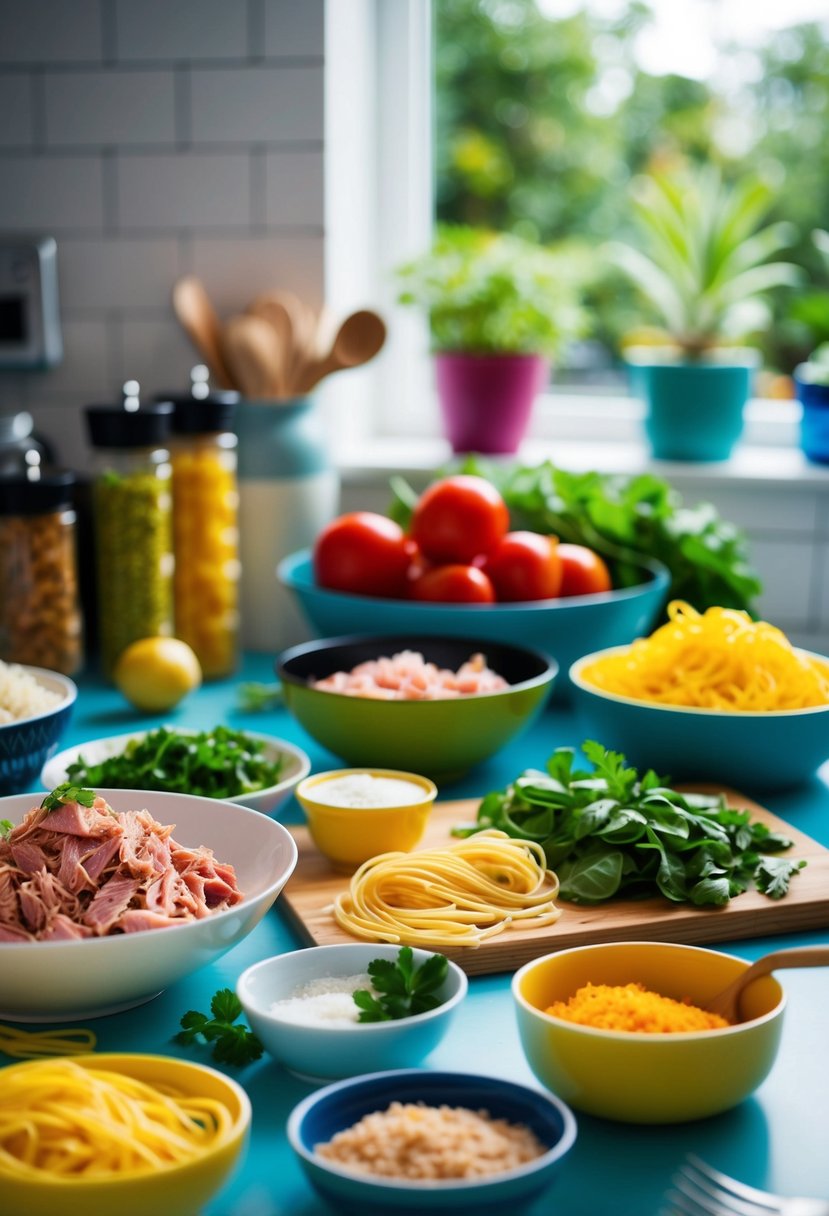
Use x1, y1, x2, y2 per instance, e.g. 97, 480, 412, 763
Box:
581, 601, 829, 712
0, 1059, 233, 1180
332, 830, 561, 947
0, 1023, 96, 1060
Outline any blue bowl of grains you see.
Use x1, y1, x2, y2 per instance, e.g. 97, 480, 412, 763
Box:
287, 1069, 577, 1214
0, 663, 76, 795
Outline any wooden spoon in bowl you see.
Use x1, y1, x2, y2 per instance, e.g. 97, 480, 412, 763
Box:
296, 309, 387, 394
172, 276, 233, 389
707, 945, 829, 1023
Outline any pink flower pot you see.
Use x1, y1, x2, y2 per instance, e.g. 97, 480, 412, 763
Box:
435, 352, 550, 455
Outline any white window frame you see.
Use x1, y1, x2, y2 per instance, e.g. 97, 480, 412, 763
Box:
323, 0, 801, 458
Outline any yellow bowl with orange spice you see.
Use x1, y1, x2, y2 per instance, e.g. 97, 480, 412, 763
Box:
512, 942, 785, 1124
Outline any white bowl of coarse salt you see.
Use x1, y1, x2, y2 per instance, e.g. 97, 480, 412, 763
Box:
236, 943, 467, 1082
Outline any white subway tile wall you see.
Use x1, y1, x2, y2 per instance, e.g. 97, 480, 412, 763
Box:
0, 0, 325, 468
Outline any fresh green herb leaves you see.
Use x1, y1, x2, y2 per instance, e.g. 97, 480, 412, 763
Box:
176, 988, 263, 1067
236, 682, 284, 713
0, 819, 14, 840
390, 459, 762, 616
41, 784, 97, 812
353, 947, 449, 1023
452, 742, 804, 907
65, 726, 284, 800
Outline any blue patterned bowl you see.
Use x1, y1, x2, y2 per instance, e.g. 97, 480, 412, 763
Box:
0, 666, 77, 795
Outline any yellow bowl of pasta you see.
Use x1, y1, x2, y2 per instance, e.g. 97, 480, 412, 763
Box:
0, 1053, 251, 1216
570, 603, 829, 790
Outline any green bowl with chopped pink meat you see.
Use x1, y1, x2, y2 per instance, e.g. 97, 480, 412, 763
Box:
277, 635, 557, 782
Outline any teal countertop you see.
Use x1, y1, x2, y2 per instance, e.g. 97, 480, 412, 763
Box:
10, 654, 829, 1214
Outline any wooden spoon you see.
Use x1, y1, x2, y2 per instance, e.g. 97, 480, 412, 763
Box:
707, 946, 829, 1023
172, 276, 233, 389
220, 314, 287, 399
296, 309, 387, 394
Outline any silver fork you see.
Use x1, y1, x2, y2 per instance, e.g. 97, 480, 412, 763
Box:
659, 1155, 829, 1216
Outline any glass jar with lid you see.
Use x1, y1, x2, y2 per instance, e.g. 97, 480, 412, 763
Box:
160, 382, 240, 679
0, 470, 83, 675
85, 400, 174, 678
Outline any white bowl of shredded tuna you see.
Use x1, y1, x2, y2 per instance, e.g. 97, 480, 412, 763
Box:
0, 786, 297, 1020
236, 943, 467, 1081
0, 661, 77, 795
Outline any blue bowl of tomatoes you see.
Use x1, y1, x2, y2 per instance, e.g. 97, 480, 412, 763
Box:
278, 474, 669, 700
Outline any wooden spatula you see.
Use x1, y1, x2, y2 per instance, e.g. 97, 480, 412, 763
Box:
172, 276, 233, 389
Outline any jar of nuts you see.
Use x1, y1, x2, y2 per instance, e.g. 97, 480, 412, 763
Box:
86, 399, 175, 679
0, 471, 83, 675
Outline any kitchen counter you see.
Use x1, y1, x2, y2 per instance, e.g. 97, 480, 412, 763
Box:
12, 654, 829, 1215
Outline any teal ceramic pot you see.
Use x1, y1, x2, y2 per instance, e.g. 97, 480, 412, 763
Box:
627, 357, 756, 461
287, 1070, 577, 1214
570, 647, 829, 791
277, 634, 557, 782
278, 550, 669, 702
794, 374, 829, 464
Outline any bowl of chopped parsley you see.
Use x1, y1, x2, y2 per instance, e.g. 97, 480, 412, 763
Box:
41, 725, 311, 816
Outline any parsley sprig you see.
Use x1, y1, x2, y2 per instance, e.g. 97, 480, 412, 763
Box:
0, 818, 14, 841
41, 784, 97, 812
353, 947, 449, 1022
176, 989, 263, 1067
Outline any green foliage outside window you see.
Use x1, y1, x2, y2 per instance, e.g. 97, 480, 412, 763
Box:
434, 0, 829, 373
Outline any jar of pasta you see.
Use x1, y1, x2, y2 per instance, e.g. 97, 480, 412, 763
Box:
162, 386, 240, 679
86, 401, 174, 678
0, 471, 83, 675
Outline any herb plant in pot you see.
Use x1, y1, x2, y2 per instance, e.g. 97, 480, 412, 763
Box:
396, 226, 587, 455
610, 169, 800, 462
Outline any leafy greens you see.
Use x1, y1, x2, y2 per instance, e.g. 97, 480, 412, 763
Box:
353, 947, 449, 1022
65, 726, 284, 800
452, 741, 804, 906
390, 458, 762, 616
176, 988, 263, 1067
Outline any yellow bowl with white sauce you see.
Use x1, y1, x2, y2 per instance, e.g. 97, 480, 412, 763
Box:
296, 768, 438, 870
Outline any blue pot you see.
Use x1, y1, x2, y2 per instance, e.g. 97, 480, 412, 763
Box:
628, 359, 754, 461
795, 376, 829, 464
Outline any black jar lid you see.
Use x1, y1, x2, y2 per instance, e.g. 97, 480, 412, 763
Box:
156, 390, 239, 436
0, 470, 76, 516
85, 402, 174, 448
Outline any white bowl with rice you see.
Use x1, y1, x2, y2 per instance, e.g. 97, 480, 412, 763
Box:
236, 943, 467, 1082
0, 661, 77, 795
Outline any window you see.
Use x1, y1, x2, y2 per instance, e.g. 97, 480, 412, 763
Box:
327, 1, 829, 452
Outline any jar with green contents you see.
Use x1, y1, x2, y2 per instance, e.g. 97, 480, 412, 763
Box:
161, 386, 240, 679
86, 402, 174, 678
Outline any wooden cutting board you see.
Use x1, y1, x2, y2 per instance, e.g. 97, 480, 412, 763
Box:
279, 789, 829, 976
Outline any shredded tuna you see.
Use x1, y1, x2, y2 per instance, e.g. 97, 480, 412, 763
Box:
0, 796, 244, 942
311, 650, 509, 700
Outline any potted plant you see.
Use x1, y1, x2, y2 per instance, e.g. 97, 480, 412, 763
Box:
396, 225, 587, 454
609, 168, 800, 461
794, 342, 829, 464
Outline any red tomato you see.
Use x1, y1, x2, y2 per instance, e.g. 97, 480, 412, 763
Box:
482, 531, 563, 602
314, 512, 410, 598
557, 543, 613, 597
409, 564, 496, 603
411, 475, 509, 564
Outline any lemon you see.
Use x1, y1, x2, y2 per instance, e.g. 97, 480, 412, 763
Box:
114, 637, 203, 712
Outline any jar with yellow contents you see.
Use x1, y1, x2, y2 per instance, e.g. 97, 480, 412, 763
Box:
163, 388, 241, 679
86, 401, 175, 679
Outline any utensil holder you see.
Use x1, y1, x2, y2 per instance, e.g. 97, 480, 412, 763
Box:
236, 398, 339, 653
